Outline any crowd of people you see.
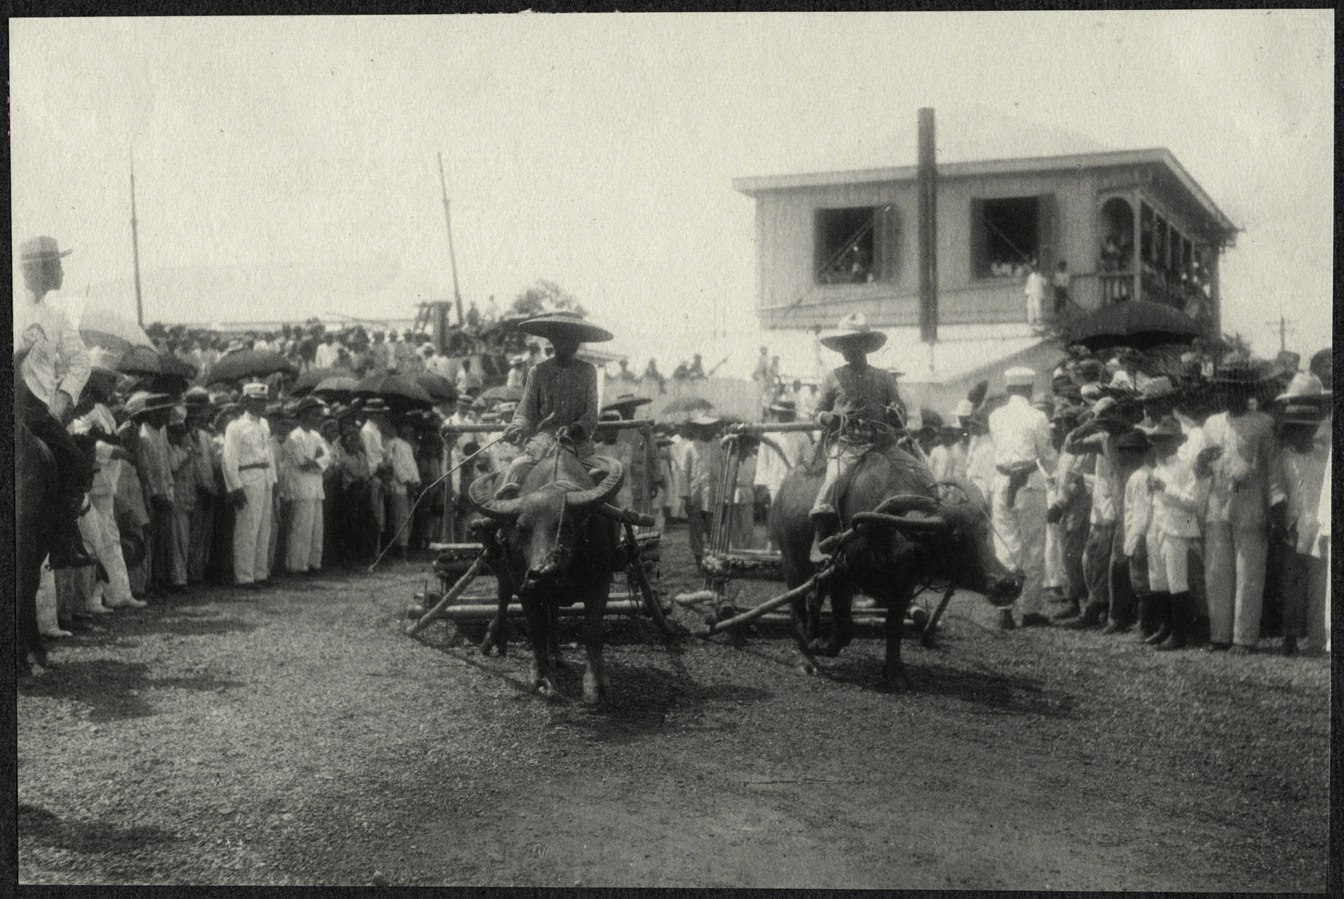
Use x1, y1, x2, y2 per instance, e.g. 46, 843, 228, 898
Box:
15, 232, 1333, 670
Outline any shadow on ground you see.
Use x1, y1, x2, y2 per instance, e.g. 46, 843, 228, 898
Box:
19, 804, 179, 854
17, 658, 246, 722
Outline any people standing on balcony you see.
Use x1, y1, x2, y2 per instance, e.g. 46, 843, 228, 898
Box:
1024, 259, 1049, 332
1052, 260, 1071, 317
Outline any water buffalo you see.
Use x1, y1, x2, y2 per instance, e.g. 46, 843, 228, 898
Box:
469, 445, 626, 704
767, 443, 1022, 687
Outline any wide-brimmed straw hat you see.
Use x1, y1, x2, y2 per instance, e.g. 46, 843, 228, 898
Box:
1137, 376, 1179, 404
518, 311, 613, 344
20, 236, 73, 263
602, 392, 651, 413
1274, 372, 1330, 404
1140, 416, 1186, 443
1209, 356, 1270, 386
819, 313, 887, 353
125, 391, 175, 417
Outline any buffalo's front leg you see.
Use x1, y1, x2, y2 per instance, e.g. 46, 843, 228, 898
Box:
881, 600, 912, 689
811, 584, 854, 657
520, 596, 556, 696
480, 583, 511, 656
581, 594, 609, 705
545, 603, 569, 671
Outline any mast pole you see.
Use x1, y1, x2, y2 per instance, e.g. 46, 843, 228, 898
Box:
438, 152, 465, 327
131, 154, 145, 328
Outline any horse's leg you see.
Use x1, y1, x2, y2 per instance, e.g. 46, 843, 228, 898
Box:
882, 598, 913, 689
519, 597, 555, 696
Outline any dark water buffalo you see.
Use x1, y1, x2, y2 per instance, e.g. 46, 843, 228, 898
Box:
469, 446, 626, 704
768, 444, 1021, 687
16, 413, 58, 676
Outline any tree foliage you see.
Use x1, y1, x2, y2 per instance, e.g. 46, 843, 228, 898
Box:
510, 280, 586, 319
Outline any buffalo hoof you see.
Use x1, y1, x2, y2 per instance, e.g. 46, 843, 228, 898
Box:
809, 638, 844, 658
535, 677, 558, 697
795, 659, 818, 677
479, 638, 505, 657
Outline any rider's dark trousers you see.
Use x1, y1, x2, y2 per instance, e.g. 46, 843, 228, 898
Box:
20, 383, 93, 518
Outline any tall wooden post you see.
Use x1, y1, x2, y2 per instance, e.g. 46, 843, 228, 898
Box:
917, 108, 938, 344
130, 156, 145, 327
438, 152, 466, 328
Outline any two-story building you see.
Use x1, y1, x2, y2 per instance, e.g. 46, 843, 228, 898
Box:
733, 148, 1238, 411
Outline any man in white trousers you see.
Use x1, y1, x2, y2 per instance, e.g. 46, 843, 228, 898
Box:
222, 383, 276, 588
285, 397, 329, 573
988, 366, 1058, 629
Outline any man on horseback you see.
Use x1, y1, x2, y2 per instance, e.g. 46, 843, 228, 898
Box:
808, 313, 906, 561
494, 312, 613, 500
14, 235, 96, 568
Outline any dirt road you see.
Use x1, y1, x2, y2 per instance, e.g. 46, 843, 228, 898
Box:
17, 528, 1329, 889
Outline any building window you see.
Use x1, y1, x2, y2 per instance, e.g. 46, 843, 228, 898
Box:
970, 195, 1054, 278
814, 205, 896, 285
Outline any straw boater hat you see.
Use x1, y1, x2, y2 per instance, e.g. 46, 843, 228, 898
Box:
819, 313, 887, 354
1004, 367, 1036, 390
1273, 372, 1330, 405
1137, 376, 1179, 405
518, 311, 613, 344
360, 397, 391, 415
125, 391, 175, 417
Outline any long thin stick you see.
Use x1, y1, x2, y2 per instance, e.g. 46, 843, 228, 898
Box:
367, 433, 508, 572
405, 555, 486, 636
702, 568, 833, 635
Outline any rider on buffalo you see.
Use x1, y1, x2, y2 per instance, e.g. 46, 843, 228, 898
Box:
14, 235, 97, 569
495, 311, 613, 499
808, 312, 908, 561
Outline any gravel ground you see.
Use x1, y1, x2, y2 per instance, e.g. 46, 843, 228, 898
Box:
17, 524, 1330, 889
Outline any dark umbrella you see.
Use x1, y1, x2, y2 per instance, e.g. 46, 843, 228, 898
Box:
1064, 301, 1202, 351
117, 345, 162, 377
415, 373, 457, 403
158, 352, 198, 380
478, 384, 524, 404
290, 367, 349, 397
207, 349, 296, 384
312, 376, 360, 400
354, 373, 434, 408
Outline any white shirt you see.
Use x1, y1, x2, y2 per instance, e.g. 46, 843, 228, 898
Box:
361, 420, 386, 467
1312, 447, 1331, 557
988, 394, 1056, 473
1150, 453, 1206, 539
314, 342, 339, 369
1122, 465, 1152, 557
222, 411, 274, 491
754, 430, 813, 496
1280, 443, 1329, 555
14, 292, 90, 409
386, 436, 420, 490
285, 427, 328, 501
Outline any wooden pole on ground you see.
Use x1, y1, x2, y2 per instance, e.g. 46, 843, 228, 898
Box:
405, 554, 487, 637
702, 568, 833, 636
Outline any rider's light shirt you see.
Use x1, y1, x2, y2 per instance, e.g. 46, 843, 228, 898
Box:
815, 364, 902, 426
14, 292, 90, 410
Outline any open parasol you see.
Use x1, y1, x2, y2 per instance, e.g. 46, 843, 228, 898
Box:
478, 384, 524, 404
415, 372, 458, 403
207, 349, 297, 384
78, 308, 155, 354
1063, 301, 1202, 351
354, 373, 434, 408
117, 345, 162, 377
290, 367, 352, 397
312, 376, 360, 400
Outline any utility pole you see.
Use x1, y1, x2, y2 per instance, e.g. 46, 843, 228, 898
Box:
1265, 313, 1296, 355
437, 152, 466, 328
917, 108, 938, 345
130, 154, 145, 327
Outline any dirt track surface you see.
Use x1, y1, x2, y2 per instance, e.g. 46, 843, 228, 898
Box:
17, 526, 1330, 889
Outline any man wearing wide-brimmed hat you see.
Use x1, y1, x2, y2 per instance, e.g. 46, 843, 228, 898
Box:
222, 382, 277, 588
1043, 401, 1090, 620
284, 397, 330, 574
1200, 357, 1286, 653
495, 311, 613, 500
603, 392, 656, 514
127, 391, 179, 595
15, 235, 98, 568
1273, 375, 1330, 654
807, 313, 904, 559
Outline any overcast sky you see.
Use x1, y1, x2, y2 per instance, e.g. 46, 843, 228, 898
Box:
10, 10, 1333, 368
